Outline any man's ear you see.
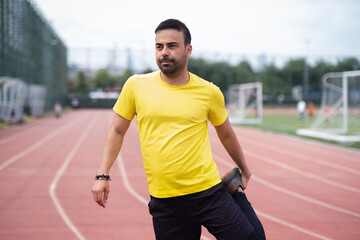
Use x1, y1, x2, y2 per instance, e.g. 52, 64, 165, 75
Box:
186, 44, 192, 59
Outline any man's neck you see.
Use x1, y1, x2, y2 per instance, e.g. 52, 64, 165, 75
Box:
160, 70, 190, 86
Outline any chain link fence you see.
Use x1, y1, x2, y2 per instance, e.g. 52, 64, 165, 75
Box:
0, 0, 67, 122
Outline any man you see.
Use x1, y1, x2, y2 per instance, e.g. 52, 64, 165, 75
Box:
297, 100, 306, 120
92, 19, 265, 240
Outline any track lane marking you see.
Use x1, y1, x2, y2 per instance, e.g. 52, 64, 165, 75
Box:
0, 112, 87, 146
0, 117, 83, 171
242, 137, 360, 176
0, 125, 44, 145
245, 150, 360, 193
211, 128, 360, 193
49, 115, 99, 240
280, 133, 360, 162
255, 209, 333, 240
236, 127, 360, 163
215, 155, 334, 239
214, 154, 360, 219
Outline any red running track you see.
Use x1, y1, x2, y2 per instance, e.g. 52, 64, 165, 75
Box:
0, 109, 359, 240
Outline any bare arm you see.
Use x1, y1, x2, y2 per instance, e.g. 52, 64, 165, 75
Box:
91, 113, 131, 207
214, 118, 251, 189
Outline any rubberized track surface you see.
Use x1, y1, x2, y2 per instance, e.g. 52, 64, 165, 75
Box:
0, 109, 359, 239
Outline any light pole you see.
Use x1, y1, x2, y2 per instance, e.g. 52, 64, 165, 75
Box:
303, 39, 310, 101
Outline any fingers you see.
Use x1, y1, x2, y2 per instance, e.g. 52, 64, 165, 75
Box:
104, 190, 109, 204
92, 181, 110, 208
92, 190, 105, 208
241, 175, 249, 190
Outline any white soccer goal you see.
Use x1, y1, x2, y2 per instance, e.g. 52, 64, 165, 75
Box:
0, 77, 28, 123
28, 84, 47, 117
297, 70, 360, 142
227, 82, 263, 124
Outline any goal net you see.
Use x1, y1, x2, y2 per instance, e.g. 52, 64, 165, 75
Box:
227, 82, 262, 124
297, 70, 360, 142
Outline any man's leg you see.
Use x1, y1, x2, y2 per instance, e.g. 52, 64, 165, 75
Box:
222, 168, 266, 240
184, 183, 255, 240
148, 196, 201, 240
233, 192, 266, 240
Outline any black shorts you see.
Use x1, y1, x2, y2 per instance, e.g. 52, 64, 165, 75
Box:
148, 183, 254, 240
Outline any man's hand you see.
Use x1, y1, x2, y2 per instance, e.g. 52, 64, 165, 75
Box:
92, 180, 110, 208
240, 169, 251, 190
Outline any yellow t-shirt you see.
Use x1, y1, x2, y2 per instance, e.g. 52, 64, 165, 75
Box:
113, 71, 228, 198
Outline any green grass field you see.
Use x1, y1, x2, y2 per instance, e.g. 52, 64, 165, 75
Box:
241, 113, 360, 150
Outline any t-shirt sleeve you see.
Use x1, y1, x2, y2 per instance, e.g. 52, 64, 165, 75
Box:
113, 77, 136, 120
207, 84, 228, 126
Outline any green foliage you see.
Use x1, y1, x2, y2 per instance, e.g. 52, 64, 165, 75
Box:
142, 68, 154, 74
73, 71, 88, 94
188, 56, 360, 102
207, 62, 233, 92
309, 60, 335, 88
113, 68, 133, 87
188, 58, 231, 91
71, 68, 135, 94
92, 69, 112, 88
233, 61, 255, 84
335, 57, 360, 72
282, 58, 306, 87
70, 57, 360, 101
188, 58, 212, 79
258, 64, 285, 98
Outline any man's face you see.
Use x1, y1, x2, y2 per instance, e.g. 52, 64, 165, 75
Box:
155, 29, 192, 75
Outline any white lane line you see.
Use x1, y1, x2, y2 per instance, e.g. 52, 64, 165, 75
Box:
117, 153, 212, 240
215, 155, 357, 240
243, 137, 360, 176
117, 153, 148, 205
49, 116, 98, 240
0, 118, 82, 171
239, 128, 360, 163
214, 154, 360, 219
255, 210, 333, 240
280, 133, 360, 163
245, 150, 360, 193
0, 125, 43, 145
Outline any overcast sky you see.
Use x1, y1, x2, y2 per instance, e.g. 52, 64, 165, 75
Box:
34, 0, 360, 68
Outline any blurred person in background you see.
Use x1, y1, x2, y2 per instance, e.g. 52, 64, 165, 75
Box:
54, 102, 62, 118
297, 100, 306, 120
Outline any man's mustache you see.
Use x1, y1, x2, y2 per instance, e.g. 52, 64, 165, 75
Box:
159, 57, 175, 63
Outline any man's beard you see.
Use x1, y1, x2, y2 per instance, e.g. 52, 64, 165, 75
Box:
157, 57, 176, 74
157, 54, 187, 75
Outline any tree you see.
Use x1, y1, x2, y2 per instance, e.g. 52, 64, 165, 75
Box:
335, 57, 360, 72
188, 58, 211, 79
259, 64, 284, 99
114, 68, 134, 87
233, 60, 255, 84
207, 61, 233, 92
142, 68, 154, 74
92, 69, 114, 89
189, 58, 233, 93
281, 59, 306, 87
73, 71, 88, 94
309, 60, 335, 88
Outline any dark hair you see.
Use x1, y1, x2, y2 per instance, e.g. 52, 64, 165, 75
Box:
155, 19, 191, 45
